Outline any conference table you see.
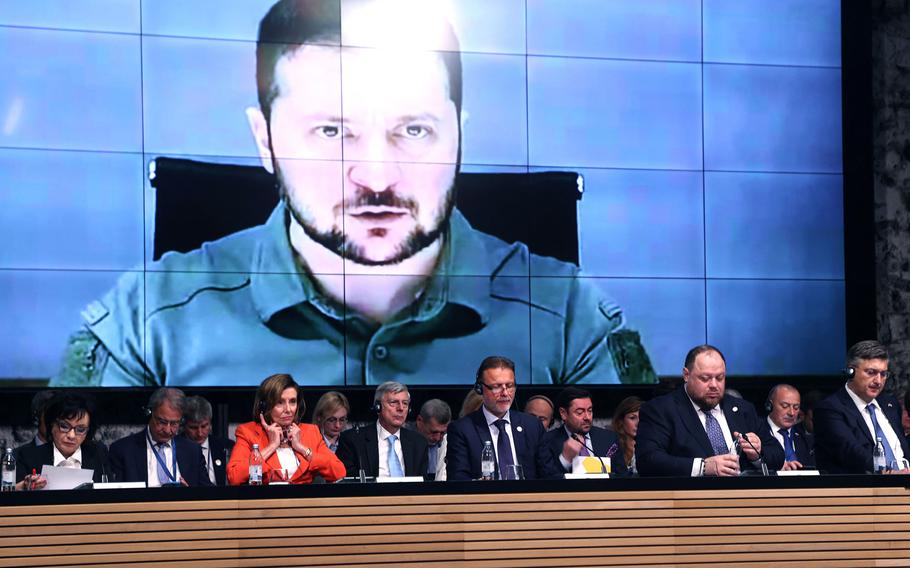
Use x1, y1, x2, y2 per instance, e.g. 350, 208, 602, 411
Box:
1, 475, 909, 567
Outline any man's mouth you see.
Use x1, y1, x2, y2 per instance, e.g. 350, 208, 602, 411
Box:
348, 207, 409, 222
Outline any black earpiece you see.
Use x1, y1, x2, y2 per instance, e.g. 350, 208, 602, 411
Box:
764, 399, 772, 413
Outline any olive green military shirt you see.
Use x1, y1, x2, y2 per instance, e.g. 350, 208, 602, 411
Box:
53, 203, 655, 386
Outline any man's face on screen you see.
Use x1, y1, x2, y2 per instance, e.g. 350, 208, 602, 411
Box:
260, 44, 459, 266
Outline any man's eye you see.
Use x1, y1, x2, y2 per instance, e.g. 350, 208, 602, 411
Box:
401, 124, 431, 139
315, 125, 343, 139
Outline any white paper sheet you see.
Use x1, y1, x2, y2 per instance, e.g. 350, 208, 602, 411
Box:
39, 465, 94, 490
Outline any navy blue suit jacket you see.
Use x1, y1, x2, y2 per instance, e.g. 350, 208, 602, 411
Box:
636, 387, 785, 476
539, 425, 626, 478
446, 409, 546, 481
109, 429, 212, 486
336, 423, 428, 478
813, 387, 910, 474
760, 420, 815, 468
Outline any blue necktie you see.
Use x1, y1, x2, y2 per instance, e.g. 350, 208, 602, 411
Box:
779, 428, 797, 462
387, 434, 404, 477
703, 410, 728, 456
427, 444, 438, 475
867, 403, 898, 469
155, 442, 171, 484
493, 419, 516, 478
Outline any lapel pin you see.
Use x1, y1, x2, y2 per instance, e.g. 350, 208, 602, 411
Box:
887, 402, 894, 408
516, 426, 523, 433
215, 459, 222, 467
732, 406, 738, 413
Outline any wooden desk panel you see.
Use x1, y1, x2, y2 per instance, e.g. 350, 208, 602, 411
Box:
1, 485, 908, 567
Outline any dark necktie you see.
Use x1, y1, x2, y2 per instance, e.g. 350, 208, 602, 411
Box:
703, 410, 728, 456
867, 403, 898, 469
427, 444, 438, 475
779, 428, 797, 462
493, 419, 515, 477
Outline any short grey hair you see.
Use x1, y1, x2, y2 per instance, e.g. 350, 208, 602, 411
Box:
419, 399, 452, 424
148, 387, 186, 414
374, 381, 409, 405
183, 395, 213, 423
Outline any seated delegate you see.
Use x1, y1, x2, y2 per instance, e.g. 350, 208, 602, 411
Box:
227, 374, 344, 485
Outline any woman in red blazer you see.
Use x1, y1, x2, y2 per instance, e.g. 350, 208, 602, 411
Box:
227, 374, 344, 485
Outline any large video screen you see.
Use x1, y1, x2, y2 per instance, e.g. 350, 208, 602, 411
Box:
0, 0, 845, 386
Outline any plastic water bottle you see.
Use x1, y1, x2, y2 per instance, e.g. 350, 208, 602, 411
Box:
249, 444, 263, 485
873, 437, 887, 474
1, 448, 15, 491
481, 441, 495, 480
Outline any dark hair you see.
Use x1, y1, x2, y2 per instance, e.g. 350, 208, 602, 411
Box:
255, 0, 463, 128
30, 389, 58, 426
847, 340, 889, 368
556, 387, 592, 411
611, 396, 642, 435
419, 398, 452, 424
684, 344, 726, 370
253, 373, 304, 423
476, 356, 516, 382
43, 392, 98, 441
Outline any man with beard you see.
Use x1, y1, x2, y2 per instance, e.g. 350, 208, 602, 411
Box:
53, 0, 651, 387
636, 345, 783, 476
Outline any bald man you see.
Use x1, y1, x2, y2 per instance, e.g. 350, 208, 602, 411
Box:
763, 384, 815, 470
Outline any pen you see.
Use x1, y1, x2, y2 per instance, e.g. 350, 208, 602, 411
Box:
29, 468, 36, 491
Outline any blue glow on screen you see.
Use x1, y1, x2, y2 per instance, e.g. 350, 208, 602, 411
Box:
0, 0, 845, 382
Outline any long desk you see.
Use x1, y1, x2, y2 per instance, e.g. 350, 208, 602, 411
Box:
1, 476, 909, 567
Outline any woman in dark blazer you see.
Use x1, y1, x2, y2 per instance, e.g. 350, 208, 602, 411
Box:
16, 391, 108, 488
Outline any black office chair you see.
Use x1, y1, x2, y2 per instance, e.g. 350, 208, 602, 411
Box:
149, 157, 583, 264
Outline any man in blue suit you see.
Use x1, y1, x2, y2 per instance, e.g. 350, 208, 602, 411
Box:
446, 356, 546, 480
814, 340, 910, 474
539, 387, 626, 478
637, 345, 784, 477
109, 388, 212, 486
761, 384, 815, 470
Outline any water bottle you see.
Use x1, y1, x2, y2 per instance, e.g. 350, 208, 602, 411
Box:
1, 448, 15, 492
873, 437, 887, 474
249, 443, 263, 485
481, 440, 495, 480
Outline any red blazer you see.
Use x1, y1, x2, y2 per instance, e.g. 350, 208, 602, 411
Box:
227, 422, 345, 485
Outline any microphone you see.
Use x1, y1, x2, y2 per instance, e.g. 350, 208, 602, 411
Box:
354, 425, 368, 483
572, 434, 608, 475
736, 433, 769, 476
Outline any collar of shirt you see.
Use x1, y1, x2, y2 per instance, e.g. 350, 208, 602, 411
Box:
147, 427, 171, 449
376, 421, 400, 443
248, 202, 497, 326
323, 434, 338, 452
53, 444, 82, 467
684, 386, 720, 418
482, 406, 510, 428
563, 425, 590, 447
767, 416, 788, 435
844, 382, 878, 415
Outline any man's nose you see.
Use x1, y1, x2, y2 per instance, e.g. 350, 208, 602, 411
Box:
347, 136, 402, 192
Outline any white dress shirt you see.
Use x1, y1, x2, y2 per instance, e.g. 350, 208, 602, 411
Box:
377, 421, 405, 477
687, 390, 734, 477
53, 445, 82, 468
767, 417, 788, 451
200, 437, 216, 485
844, 385, 907, 466
482, 407, 519, 467
146, 429, 181, 487
558, 426, 592, 471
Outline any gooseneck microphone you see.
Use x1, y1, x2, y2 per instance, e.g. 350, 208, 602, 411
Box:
572, 434, 608, 475
354, 425, 368, 483
737, 433, 769, 476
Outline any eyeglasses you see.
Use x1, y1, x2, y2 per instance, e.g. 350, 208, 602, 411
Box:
861, 367, 889, 379
480, 382, 516, 395
56, 421, 89, 436
324, 416, 348, 426
152, 415, 183, 429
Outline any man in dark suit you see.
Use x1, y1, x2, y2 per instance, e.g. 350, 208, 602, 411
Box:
637, 345, 784, 477
762, 384, 815, 470
539, 387, 626, 478
109, 388, 212, 486
337, 381, 428, 478
446, 356, 547, 481
182, 395, 234, 485
814, 340, 910, 474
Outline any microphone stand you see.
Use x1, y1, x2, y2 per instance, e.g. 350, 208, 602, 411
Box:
572, 434, 608, 475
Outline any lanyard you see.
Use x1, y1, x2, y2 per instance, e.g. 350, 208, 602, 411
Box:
147, 430, 177, 483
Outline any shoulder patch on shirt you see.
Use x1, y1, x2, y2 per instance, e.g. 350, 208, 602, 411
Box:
82, 300, 110, 326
